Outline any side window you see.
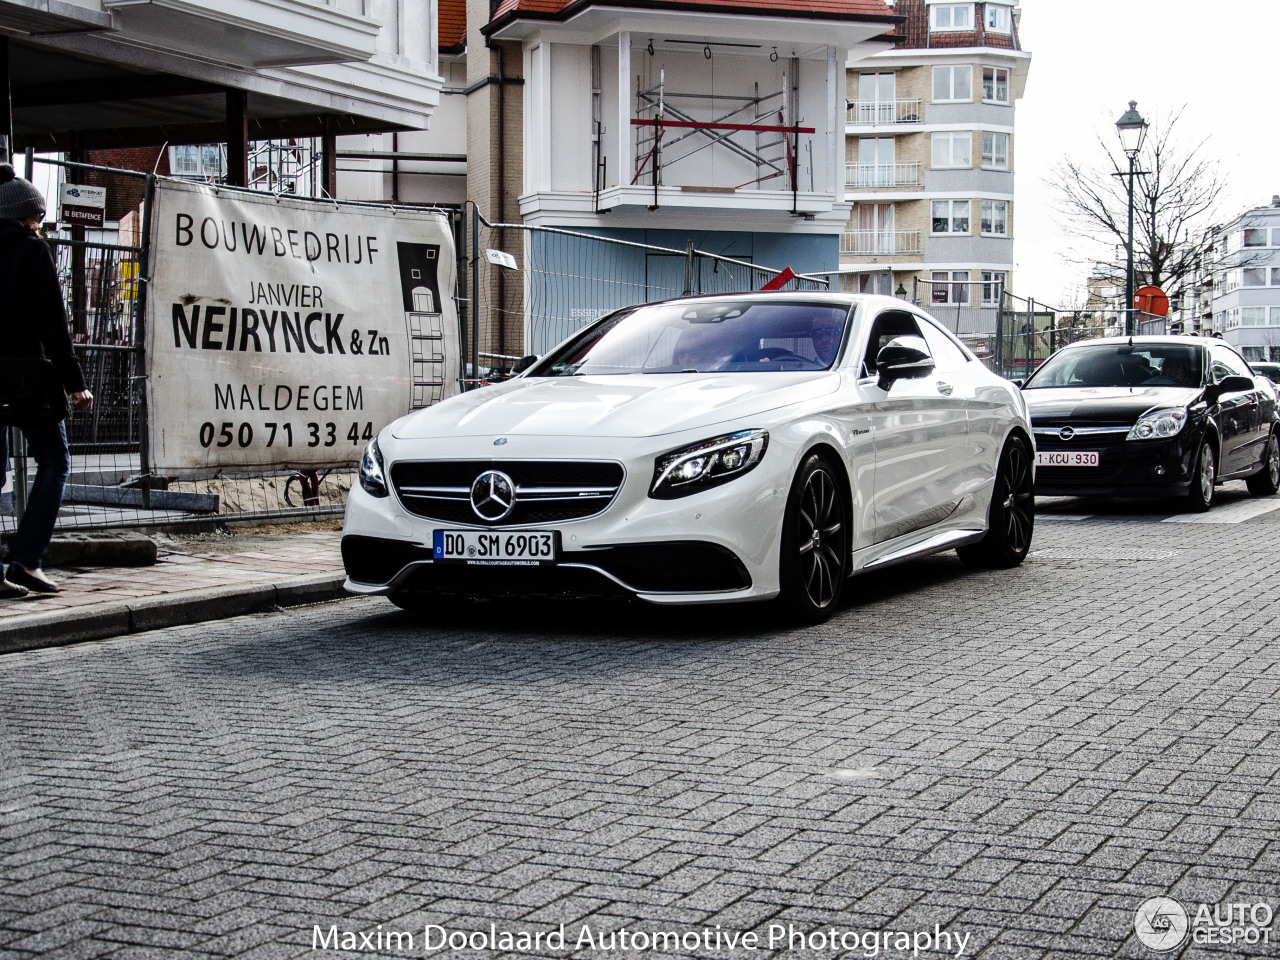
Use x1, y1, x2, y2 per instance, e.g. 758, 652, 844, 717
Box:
861, 312, 926, 377
1210, 345, 1248, 381
916, 318, 971, 372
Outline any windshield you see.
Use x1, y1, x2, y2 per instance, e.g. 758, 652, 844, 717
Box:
533, 300, 852, 376
1025, 343, 1203, 389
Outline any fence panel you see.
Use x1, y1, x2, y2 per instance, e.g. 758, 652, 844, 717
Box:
464, 211, 828, 372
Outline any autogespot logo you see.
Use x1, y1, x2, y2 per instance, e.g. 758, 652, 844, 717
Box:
1135, 897, 1190, 951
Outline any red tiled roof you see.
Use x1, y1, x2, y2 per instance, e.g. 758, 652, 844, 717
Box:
439, 0, 467, 52
487, 0, 902, 33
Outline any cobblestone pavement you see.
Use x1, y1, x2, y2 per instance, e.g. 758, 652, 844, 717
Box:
2, 486, 1279, 959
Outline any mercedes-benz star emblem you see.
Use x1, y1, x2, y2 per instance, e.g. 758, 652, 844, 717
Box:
470, 470, 516, 521
1059, 426, 1075, 441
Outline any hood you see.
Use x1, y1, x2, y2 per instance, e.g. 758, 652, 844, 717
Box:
391, 372, 839, 440
1022, 385, 1202, 423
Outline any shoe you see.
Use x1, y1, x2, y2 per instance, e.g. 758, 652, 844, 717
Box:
6, 563, 60, 594
0, 578, 29, 599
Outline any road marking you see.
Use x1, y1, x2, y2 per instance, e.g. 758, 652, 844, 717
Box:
830, 766, 883, 781
1036, 514, 1094, 521
1163, 499, 1280, 524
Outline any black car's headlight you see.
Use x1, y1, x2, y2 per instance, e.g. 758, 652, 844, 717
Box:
1127, 408, 1188, 440
359, 438, 389, 497
650, 430, 768, 499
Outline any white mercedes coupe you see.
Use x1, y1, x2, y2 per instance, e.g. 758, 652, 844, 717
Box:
342, 293, 1034, 623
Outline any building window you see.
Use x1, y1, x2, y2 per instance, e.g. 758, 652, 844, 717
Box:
981, 200, 1008, 236
1271, 307, 1280, 326
1271, 228, 1280, 246
932, 65, 972, 102
1244, 228, 1268, 247
1244, 267, 1268, 286
170, 144, 227, 178
981, 270, 1007, 303
1242, 346, 1265, 361
932, 199, 970, 234
931, 270, 971, 304
860, 272, 893, 296
1272, 267, 1280, 286
856, 137, 897, 187
1241, 307, 1268, 326
982, 132, 1009, 168
930, 4, 974, 31
931, 132, 972, 168
982, 67, 1010, 104
985, 4, 1012, 33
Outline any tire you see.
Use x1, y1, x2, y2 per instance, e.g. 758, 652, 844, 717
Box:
1245, 431, 1280, 496
957, 435, 1035, 568
778, 452, 849, 624
1186, 438, 1216, 512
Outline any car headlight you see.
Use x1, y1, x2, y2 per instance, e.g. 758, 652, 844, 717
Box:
359, 437, 389, 497
650, 430, 769, 499
1127, 408, 1188, 440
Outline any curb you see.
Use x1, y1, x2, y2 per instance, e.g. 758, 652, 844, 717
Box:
0, 573, 350, 655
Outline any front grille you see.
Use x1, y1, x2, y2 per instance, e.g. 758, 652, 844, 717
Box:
389, 459, 626, 526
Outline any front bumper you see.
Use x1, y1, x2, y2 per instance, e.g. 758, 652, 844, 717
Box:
341, 429, 797, 605
1033, 428, 1199, 498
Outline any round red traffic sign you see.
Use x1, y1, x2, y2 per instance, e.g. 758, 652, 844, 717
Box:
1134, 285, 1169, 317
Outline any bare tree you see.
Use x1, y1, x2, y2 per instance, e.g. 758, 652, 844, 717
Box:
1049, 106, 1227, 307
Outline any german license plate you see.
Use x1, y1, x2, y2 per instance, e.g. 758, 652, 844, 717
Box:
432, 530, 557, 565
1037, 450, 1099, 467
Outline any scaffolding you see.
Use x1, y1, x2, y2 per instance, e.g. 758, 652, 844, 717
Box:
630, 55, 814, 209
248, 138, 322, 197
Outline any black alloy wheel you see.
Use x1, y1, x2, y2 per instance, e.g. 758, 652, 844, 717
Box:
1186, 438, 1216, 512
1246, 430, 1280, 496
957, 435, 1034, 568
779, 452, 849, 623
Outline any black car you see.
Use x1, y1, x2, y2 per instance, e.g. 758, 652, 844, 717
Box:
1021, 336, 1280, 511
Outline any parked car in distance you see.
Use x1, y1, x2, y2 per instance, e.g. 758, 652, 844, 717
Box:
342, 292, 1035, 623
1022, 336, 1280, 511
1251, 361, 1280, 386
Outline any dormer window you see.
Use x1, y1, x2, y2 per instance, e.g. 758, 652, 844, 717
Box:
985, 4, 1012, 34
929, 3, 974, 32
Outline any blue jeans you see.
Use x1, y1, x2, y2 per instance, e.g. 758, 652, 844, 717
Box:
0, 422, 69, 571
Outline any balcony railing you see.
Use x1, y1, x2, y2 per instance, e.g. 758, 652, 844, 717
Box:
846, 98, 923, 125
845, 161, 922, 189
840, 229, 922, 257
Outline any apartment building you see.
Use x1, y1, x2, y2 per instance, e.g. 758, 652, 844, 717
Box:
839, 0, 1029, 336
1211, 198, 1280, 362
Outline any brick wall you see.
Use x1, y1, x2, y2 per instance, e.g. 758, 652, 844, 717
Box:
80, 147, 170, 223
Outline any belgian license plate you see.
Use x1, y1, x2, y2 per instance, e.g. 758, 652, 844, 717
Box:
432, 530, 557, 565
1037, 450, 1099, 467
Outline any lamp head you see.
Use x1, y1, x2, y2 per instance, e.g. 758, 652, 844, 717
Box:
1115, 100, 1148, 158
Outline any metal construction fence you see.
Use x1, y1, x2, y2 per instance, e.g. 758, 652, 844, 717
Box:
459, 208, 828, 379
905, 278, 1169, 380
2, 168, 830, 538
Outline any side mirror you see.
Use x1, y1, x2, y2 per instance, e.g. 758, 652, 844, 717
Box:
1010, 378, 1025, 389
1207, 375, 1254, 401
510, 354, 540, 376
876, 343, 935, 390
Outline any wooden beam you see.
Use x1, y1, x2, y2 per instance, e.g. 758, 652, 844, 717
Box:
12, 75, 223, 108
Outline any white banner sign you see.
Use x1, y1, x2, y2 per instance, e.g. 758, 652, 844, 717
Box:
145, 179, 459, 475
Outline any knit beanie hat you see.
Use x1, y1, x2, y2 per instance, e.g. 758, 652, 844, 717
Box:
0, 163, 46, 221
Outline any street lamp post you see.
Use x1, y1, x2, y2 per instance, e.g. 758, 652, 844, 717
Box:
1116, 100, 1149, 336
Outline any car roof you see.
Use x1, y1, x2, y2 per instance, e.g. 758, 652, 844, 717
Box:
1052, 336, 1215, 350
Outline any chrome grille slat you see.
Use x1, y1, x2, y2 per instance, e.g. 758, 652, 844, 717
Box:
389, 459, 626, 525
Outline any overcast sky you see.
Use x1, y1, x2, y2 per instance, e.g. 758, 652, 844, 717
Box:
1014, 0, 1280, 307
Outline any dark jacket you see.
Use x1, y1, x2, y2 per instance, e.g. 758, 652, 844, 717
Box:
0, 219, 87, 393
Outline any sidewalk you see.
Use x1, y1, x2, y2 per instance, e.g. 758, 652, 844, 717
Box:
0, 524, 350, 655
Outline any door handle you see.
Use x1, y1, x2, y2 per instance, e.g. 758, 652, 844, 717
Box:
936, 381, 954, 396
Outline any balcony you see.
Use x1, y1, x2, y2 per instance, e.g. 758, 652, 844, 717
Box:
841, 229, 922, 257
845, 162, 922, 189
846, 99, 923, 126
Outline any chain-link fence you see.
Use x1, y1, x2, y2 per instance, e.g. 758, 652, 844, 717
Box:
460, 208, 828, 379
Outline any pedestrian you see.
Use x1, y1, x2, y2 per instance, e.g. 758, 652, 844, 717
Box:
0, 162, 93, 597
